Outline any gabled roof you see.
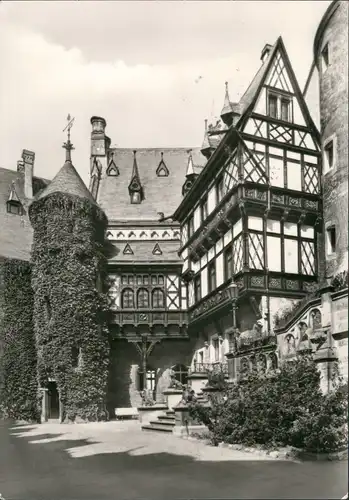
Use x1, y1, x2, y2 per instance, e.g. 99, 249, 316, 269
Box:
96, 148, 203, 221
173, 36, 321, 220
37, 160, 95, 203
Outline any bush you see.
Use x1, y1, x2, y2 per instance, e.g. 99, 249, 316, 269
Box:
189, 356, 348, 453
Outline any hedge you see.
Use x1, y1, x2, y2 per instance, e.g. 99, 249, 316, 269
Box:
0, 258, 40, 422
29, 192, 110, 422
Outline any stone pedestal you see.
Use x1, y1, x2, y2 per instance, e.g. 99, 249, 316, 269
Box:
172, 404, 206, 436
40, 388, 49, 423
163, 389, 183, 410
187, 373, 208, 394
137, 404, 168, 425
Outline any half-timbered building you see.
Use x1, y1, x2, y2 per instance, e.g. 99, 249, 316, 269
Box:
173, 36, 326, 385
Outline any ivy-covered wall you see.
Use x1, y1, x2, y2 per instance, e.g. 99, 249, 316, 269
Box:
0, 258, 39, 421
29, 193, 110, 422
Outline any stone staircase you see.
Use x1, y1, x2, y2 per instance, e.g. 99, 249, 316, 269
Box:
141, 391, 208, 434
141, 409, 176, 433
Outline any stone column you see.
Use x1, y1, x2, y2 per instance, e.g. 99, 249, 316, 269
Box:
40, 388, 49, 423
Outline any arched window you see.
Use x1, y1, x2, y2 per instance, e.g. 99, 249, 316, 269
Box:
122, 288, 134, 309
311, 309, 322, 330
152, 288, 165, 308
298, 321, 308, 340
172, 364, 188, 385
137, 288, 149, 308
285, 334, 296, 354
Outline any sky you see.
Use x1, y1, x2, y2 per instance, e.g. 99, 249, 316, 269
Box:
0, 0, 331, 186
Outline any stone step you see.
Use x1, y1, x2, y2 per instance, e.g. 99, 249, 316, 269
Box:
141, 424, 174, 433
166, 410, 175, 416
158, 415, 176, 422
149, 420, 175, 429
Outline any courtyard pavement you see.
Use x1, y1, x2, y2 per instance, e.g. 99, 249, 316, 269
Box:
0, 419, 347, 499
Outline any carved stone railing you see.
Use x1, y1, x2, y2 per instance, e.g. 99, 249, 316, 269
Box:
274, 291, 320, 332
236, 334, 277, 353
188, 362, 228, 375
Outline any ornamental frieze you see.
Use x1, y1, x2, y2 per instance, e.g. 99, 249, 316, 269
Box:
190, 286, 231, 320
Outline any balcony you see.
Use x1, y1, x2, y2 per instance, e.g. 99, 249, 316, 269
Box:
110, 309, 188, 327
188, 361, 228, 376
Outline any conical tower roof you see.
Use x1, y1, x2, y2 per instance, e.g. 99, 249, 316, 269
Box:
37, 160, 95, 203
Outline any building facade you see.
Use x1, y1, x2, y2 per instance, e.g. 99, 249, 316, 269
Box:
0, 1, 347, 418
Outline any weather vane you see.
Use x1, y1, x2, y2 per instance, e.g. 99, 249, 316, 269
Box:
63, 114, 75, 161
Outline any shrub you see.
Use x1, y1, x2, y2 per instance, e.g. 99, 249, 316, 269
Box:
0, 259, 40, 422
189, 356, 348, 453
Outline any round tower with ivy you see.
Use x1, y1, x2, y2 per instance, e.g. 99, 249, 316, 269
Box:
29, 128, 110, 423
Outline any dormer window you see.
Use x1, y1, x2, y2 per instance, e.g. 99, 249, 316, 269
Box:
131, 191, 141, 204
156, 153, 169, 177
7, 200, 23, 215
7, 183, 23, 215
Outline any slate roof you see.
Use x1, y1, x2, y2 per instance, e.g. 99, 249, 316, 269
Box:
237, 42, 277, 119
97, 148, 204, 221
108, 240, 182, 264
37, 160, 95, 203
0, 167, 49, 261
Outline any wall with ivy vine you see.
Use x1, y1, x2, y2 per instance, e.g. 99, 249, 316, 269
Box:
29, 193, 110, 422
0, 258, 40, 421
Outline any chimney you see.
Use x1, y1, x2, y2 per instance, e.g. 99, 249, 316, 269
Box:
21, 149, 35, 199
261, 43, 272, 63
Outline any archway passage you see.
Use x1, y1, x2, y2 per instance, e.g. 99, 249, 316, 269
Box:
47, 381, 59, 419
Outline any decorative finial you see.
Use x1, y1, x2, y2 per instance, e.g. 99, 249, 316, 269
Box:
62, 114, 75, 162
225, 81, 228, 90
204, 118, 208, 131
133, 150, 137, 156
161, 151, 163, 159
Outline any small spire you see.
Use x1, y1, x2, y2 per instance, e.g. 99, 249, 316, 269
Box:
186, 149, 195, 177
201, 119, 211, 152
62, 114, 75, 162
221, 81, 233, 117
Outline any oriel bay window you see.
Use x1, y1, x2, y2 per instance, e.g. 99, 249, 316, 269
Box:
268, 146, 319, 194
247, 216, 316, 276
188, 215, 194, 238
200, 196, 208, 222
120, 274, 167, 310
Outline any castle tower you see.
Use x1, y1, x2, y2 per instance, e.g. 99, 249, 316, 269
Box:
314, 0, 348, 279
29, 121, 109, 422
